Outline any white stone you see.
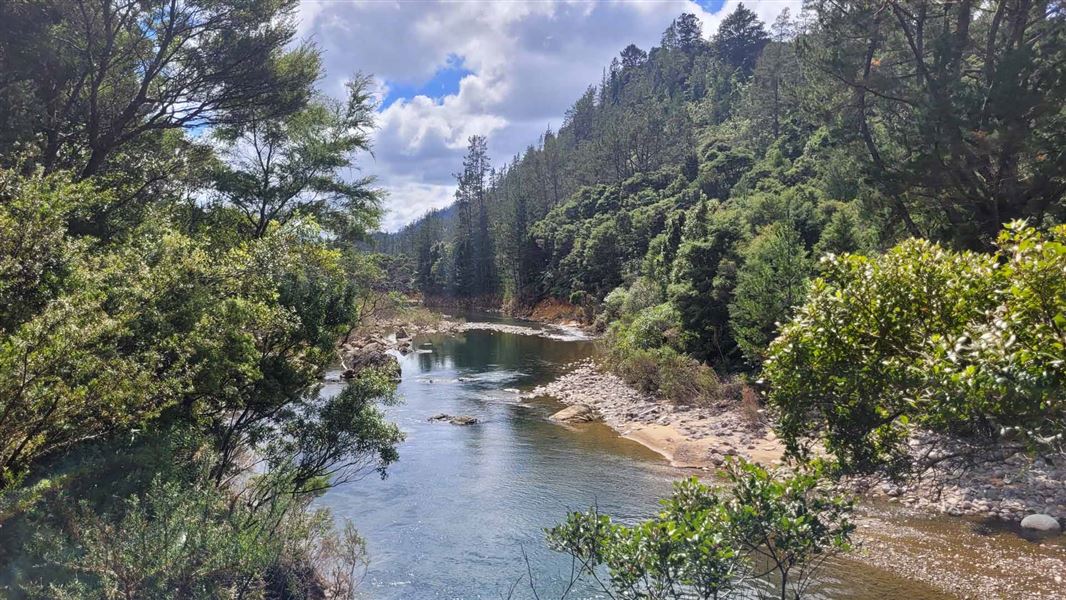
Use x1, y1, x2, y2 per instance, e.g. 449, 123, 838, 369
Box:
1019, 513, 1061, 533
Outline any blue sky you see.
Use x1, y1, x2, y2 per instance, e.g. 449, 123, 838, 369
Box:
297, 0, 800, 230
380, 55, 474, 109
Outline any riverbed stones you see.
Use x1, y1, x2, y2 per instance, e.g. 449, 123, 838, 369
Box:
549, 404, 597, 423
1020, 513, 1061, 533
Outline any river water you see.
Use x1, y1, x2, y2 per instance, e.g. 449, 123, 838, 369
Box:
318, 314, 954, 599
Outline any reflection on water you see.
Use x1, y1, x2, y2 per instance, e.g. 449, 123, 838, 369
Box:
318, 321, 950, 599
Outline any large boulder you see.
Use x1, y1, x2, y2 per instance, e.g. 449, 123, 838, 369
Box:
1020, 513, 1061, 533
396, 326, 410, 339
340, 341, 400, 381
550, 404, 597, 423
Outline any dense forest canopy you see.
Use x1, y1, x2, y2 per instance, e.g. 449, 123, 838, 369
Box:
384, 2, 1064, 333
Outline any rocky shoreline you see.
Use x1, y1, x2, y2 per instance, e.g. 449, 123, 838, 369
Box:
526, 358, 1066, 599
854, 506, 1065, 600
344, 312, 1064, 599
526, 359, 1066, 530
526, 359, 784, 468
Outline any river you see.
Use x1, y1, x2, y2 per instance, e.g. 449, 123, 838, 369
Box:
318, 313, 957, 599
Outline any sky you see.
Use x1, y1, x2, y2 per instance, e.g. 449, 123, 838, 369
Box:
296, 0, 802, 231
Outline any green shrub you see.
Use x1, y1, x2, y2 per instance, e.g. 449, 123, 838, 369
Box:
603, 303, 724, 405
547, 461, 853, 600
765, 222, 1065, 476
625, 303, 683, 350
729, 222, 811, 366
622, 276, 664, 316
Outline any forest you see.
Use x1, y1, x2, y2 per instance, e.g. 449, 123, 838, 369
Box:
383, 2, 1065, 474
0, 0, 1063, 598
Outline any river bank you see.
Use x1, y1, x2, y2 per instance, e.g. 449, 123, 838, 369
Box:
526, 359, 784, 468
334, 310, 1064, 599
525, 358, 1066, 600
853, 505, 1065, 600
361, 309, 1066, 528
527, 359, 1066, 526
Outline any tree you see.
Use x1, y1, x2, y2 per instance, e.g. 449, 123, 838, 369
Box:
620, 44, 649, 70
730, 222, 812, 365
724, 461, 854, 600
670, 13, 705, 51
714, 3, 770, 74
742, 12, 804, 145
452, 135, 494, 298
801, 0, 1066, 246
668, 212, 745, 365
0, 0, 317, 180
812, 207, 865, 258
580, 219, 623, 298
765, 223, 1066, 477
414, 213, 444, 294
548, 477, 742, 600
211, 74, 381, 240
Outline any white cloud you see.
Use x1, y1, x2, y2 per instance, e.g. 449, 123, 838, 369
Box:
376, 179, 457, 230
297, 0, 801, 231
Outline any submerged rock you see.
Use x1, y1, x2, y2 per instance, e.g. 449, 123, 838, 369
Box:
1020, 513, 1061, 533
550, 404, 597, 423
428, 413, 479, 426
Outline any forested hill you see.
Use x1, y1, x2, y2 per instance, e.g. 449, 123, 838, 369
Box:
381, 3, 1065, 370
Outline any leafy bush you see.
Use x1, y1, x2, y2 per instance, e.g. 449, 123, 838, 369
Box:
765, 222, 1065, 476
724, 461, 854, 600
596, 286, 631, 331
28, 466, 371, 600
624, 303, 683, 350
622, 276, 664, 316
605, 305, 721, 406
547, 460, 853, 600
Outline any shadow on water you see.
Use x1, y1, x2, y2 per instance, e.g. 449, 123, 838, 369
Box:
318, 314, 955, 599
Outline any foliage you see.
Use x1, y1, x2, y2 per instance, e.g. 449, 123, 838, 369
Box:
620, 303, 683, 351
713, 2, 770, 74
25, 443, 373, 600
547, 461, 853, 600
32, 476, 291, 599
0, 0, 399, 588
668, 211, 745, 365
729, 222, 812, 365
923, 223, 1066, 448
604, 336, 721, 408
801, 0, 1066, 244
211, 74, 382, 241
0, 0, 318, 235
723, 461, 854, 600
765, 223, 1064, 476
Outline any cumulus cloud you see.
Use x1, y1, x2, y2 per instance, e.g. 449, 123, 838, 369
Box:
297, 0, 801, 231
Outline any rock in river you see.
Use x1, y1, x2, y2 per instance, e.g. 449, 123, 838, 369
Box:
1020, 513, 1061, 533
550, 404, 597, 423
429, 413, 479, 426
340, 343, 400, 381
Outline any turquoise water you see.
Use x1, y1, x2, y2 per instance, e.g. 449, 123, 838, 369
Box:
318, 318, 950, 599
